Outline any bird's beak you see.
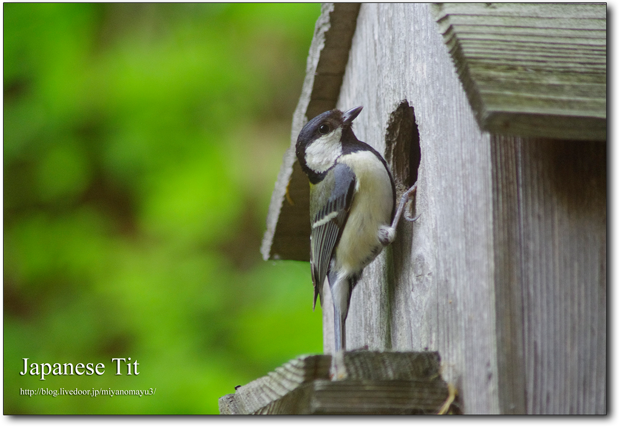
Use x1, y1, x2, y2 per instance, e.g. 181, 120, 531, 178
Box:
343, 106, 363, 125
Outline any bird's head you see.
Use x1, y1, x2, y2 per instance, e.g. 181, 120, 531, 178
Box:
296, 106, 363, 180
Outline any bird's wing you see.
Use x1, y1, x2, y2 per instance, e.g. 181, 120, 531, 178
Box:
310, 162, 357, 309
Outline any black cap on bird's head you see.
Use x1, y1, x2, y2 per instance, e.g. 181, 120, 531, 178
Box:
296, 106, 363, 147
296, 106, 363, 180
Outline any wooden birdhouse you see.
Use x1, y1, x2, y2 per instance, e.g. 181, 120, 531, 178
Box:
223, 3, 606, 414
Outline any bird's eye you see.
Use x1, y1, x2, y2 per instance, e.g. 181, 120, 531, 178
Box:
319, 124, 330, 135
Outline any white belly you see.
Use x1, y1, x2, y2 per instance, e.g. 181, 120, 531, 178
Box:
334, 151, 394, 275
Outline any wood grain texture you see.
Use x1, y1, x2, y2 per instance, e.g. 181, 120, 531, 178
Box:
219, 351, 449, 415
498, 137, 606, 414
218, 354, 331, 414
432, 2, 606, 141
258, 3, 606, 414
309, 379, 449, 414
332, 3, 605, 414
334, 3, 499, 413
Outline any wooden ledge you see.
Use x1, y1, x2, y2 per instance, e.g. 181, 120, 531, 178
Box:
219, 350, 453, 415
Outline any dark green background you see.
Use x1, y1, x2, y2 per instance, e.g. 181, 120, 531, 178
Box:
4, 3, 322, 414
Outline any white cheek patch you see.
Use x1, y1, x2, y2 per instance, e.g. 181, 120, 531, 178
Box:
305, 128, 342, 173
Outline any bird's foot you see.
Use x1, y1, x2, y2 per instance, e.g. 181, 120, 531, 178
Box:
401, 183, 419, 222
437, 383, 458, 415
379, 182, 420, 246
329, 350, 348, 381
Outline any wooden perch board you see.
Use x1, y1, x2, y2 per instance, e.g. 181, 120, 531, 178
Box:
219, 351, 450, 415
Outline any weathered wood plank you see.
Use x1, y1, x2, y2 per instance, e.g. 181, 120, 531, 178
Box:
432, 2, 606, 141
218, 354, 331, 414
333, 3, 606, 414
504, 138, 606, 414
309, 379, 449, 414
219, 351, 449, 415
259, 2, 606, 415
335, 3, 500, 413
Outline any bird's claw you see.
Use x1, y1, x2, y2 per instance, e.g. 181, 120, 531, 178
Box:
404, 212, 421, 222
401, 183, 419, 222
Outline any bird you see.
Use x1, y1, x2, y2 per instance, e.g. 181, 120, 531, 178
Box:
295, 106, 418, 352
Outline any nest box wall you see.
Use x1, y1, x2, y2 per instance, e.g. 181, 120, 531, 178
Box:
261, 2, 606, 415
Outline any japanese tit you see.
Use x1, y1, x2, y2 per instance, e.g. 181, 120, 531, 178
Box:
295, 106, 417, 352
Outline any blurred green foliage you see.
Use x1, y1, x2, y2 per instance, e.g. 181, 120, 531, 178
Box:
4, 3, 322, 414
